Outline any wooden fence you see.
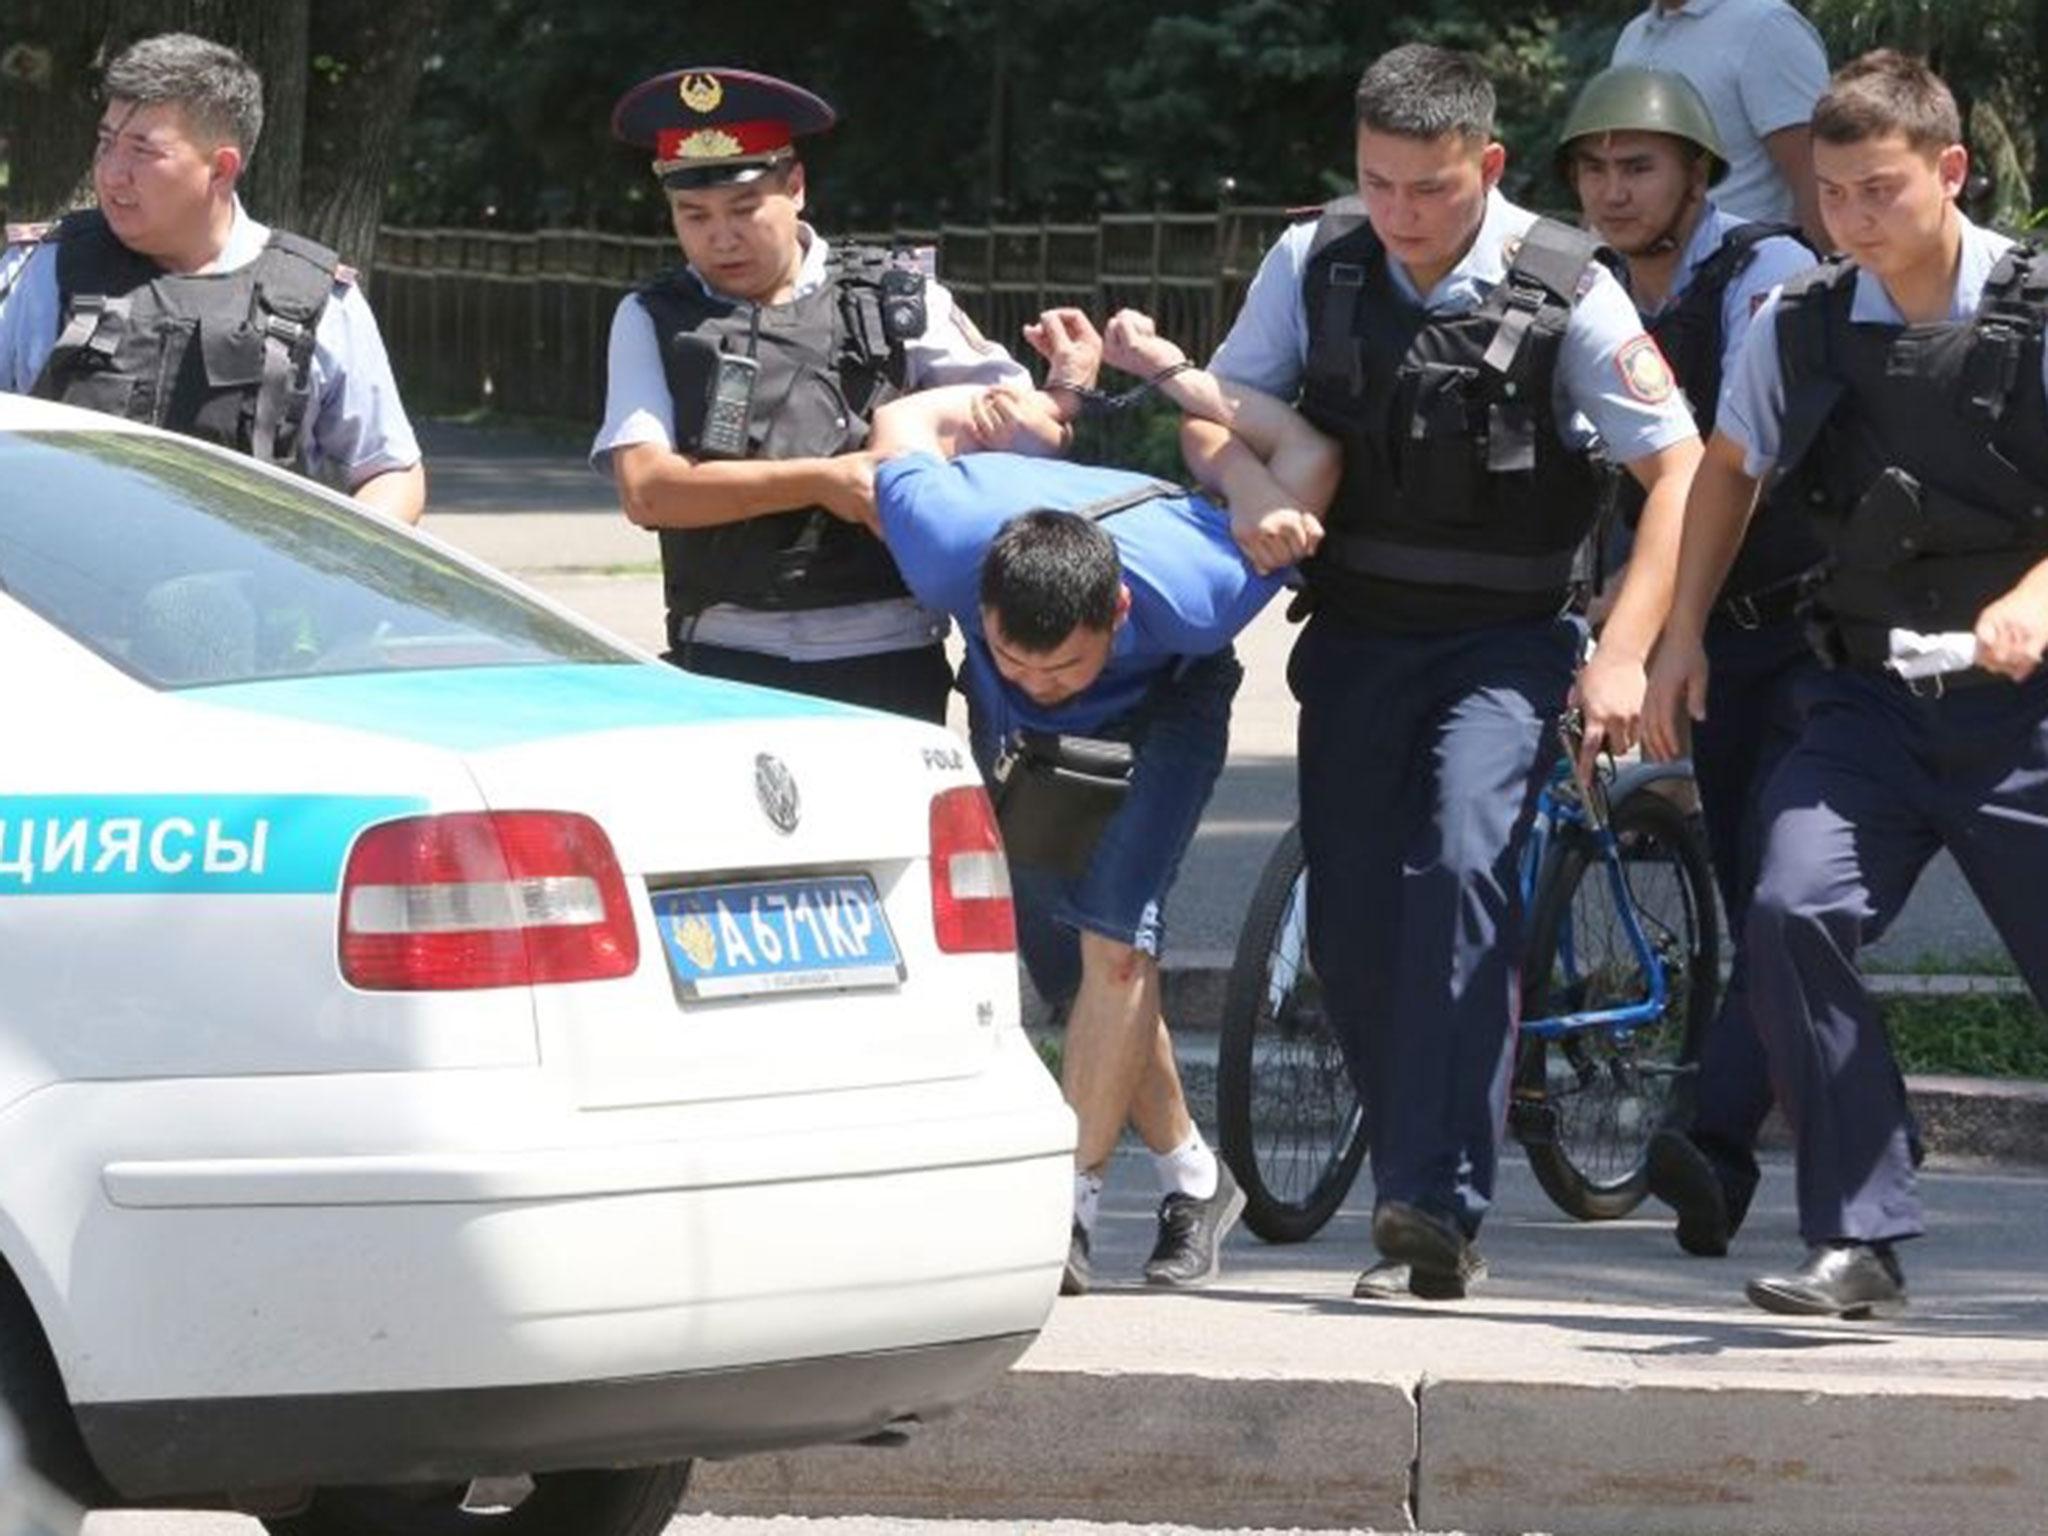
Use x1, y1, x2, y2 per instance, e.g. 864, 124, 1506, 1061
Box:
367, 208, 1300, 422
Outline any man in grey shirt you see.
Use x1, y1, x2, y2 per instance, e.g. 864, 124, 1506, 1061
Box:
1613, 0, 1829, 242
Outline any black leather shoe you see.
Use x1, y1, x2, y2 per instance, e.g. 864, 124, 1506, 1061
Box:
1646, 1128, 1732, 1258
1060, 1221, 1091, 1297
1144, 1161, 1246, 1287
1371, 1200, 1486, 1300
1352, 1252, 1488, 1301
1747, 1242, 1907, 1319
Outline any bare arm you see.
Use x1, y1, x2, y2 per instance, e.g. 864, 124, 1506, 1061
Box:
1641, 430, 1766, 760
1763, 124, 1827, 251
611, 444, 877, 531
1570, 434, 1703, 767
1104, 309, 1337, 515
1180, 417, 1325, 576
350, 461, 426, 526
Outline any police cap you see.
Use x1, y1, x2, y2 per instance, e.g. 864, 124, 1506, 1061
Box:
1555, 66, 1727, 187
611, 67, 837, 191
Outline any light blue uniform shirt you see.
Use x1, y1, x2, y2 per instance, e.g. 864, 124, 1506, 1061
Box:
1210, 189, 1699, 466
0, 199, 420, 486
1636, 200, 1815, 422
1612, 0, 1830, 226
593, 224, 1029, 661
874, 450, 1285, 737
1720, 214, 2025, 477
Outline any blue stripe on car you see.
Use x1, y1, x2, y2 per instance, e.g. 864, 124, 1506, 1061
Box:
0, 795, 427, 896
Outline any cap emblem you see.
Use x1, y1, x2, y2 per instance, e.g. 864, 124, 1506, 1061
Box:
674, 127, 744, 160
679, 72, 724, 114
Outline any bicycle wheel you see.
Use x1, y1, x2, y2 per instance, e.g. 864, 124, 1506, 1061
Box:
1515, 783, 1720, 1221
1216, 824, 1369, 1243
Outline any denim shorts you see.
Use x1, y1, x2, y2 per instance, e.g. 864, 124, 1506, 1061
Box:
971, 648, 1241, 1006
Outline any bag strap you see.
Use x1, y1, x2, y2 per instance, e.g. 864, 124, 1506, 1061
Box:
1067, 479, 1182, 523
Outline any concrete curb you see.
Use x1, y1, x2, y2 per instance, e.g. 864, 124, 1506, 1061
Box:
1133, 958, 2048, 1167
689, 1351, 2048, 1535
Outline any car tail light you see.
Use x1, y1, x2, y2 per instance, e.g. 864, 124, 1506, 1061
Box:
929, 786, 1015, 954
340, 812, 640, 990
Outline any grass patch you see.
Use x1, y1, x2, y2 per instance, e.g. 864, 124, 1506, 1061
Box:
1884, 993, 2048, 1078
1865, 948, 2020, 978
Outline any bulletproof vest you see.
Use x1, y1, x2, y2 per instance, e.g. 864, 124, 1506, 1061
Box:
1624, 220, 1826, 600
1299, 202, 1614, 632
1773, 244, 2048, 664
29, 209, 337, 469
638, 245, 912, 644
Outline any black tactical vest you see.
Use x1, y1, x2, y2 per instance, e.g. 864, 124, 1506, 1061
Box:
1298, 202, 1616, 631
1628, 220, 1826, 601
29, 209, 338, 469
1773, 245, 2048, 665
638, 246, 912, 646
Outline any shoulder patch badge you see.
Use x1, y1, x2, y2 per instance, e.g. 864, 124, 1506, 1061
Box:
1614, 335, 1676, 405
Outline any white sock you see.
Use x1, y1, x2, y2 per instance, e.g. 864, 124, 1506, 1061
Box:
1154, 1126, 1218, 1201
1074, 1169, 1104, 1235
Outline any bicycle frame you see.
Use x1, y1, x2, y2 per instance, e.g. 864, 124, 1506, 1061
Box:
1514, 752, 1684, 1043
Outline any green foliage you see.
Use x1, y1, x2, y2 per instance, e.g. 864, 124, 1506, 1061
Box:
380, 2, 2048, 234
1884, 994, 2048, 1079
1803, 0, 2041, 226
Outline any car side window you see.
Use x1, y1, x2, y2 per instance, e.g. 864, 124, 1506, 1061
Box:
0, 432, 628, 687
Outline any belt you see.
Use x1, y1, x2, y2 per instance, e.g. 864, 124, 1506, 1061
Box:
1712, 569, 1827, 630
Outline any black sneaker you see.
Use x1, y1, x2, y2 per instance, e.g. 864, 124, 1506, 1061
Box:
1143, 1160, 1246, 1287
1060, 1221, 1092, 1297
1371, 1199, 1485, 1300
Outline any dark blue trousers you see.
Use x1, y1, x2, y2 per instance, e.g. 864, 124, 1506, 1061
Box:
1748, 668, 2048, 1246
1292, 611, 1577, 1236
1683, 615, 1821, 1204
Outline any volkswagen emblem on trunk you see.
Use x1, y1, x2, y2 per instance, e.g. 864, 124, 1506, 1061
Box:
754, 753, 801, 834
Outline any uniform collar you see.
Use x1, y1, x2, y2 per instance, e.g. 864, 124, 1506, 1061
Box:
1660, 200, 1740, 309
1850, 212, 2012, 325
686, 221, 830, 304
1388, 188, 1526, 311
185, 197, 268, 275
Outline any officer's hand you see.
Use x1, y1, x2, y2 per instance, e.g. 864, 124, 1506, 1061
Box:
968, 386, 1066, 456
1973, 583, 2048, 682
1103, 309, 1186, 382
819, 451, 879, 531
1023, 308, 1102, 391
1230, 503, 1323, 576
1643, 634, 1709, 761
1570, 647, 1649, 775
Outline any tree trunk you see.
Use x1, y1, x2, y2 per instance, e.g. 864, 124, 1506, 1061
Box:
298, 0, 448, 274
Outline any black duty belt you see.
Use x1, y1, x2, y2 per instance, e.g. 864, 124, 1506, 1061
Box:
1712, 567, 1829, 630
1320, 534, 1578, 594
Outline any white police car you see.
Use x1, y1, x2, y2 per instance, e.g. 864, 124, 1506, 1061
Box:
0, 396, 1072, 1535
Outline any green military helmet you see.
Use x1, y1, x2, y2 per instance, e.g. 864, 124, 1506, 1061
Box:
1555, 66, 1727, 187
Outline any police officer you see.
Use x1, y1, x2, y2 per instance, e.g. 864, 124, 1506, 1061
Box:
596, 67, 1046, 721
0, 33, 425, 524
1198, 44, 1701, 1300
1646, 50, 2048, 1317
1558, 66, 1822, 1259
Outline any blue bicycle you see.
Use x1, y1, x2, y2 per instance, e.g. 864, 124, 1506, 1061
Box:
1215, 731, 1721, 1241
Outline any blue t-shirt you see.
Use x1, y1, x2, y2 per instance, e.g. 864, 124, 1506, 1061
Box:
875, 451, 1285, 736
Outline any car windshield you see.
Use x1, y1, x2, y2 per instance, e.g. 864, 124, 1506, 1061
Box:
0, 431, 628, 687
